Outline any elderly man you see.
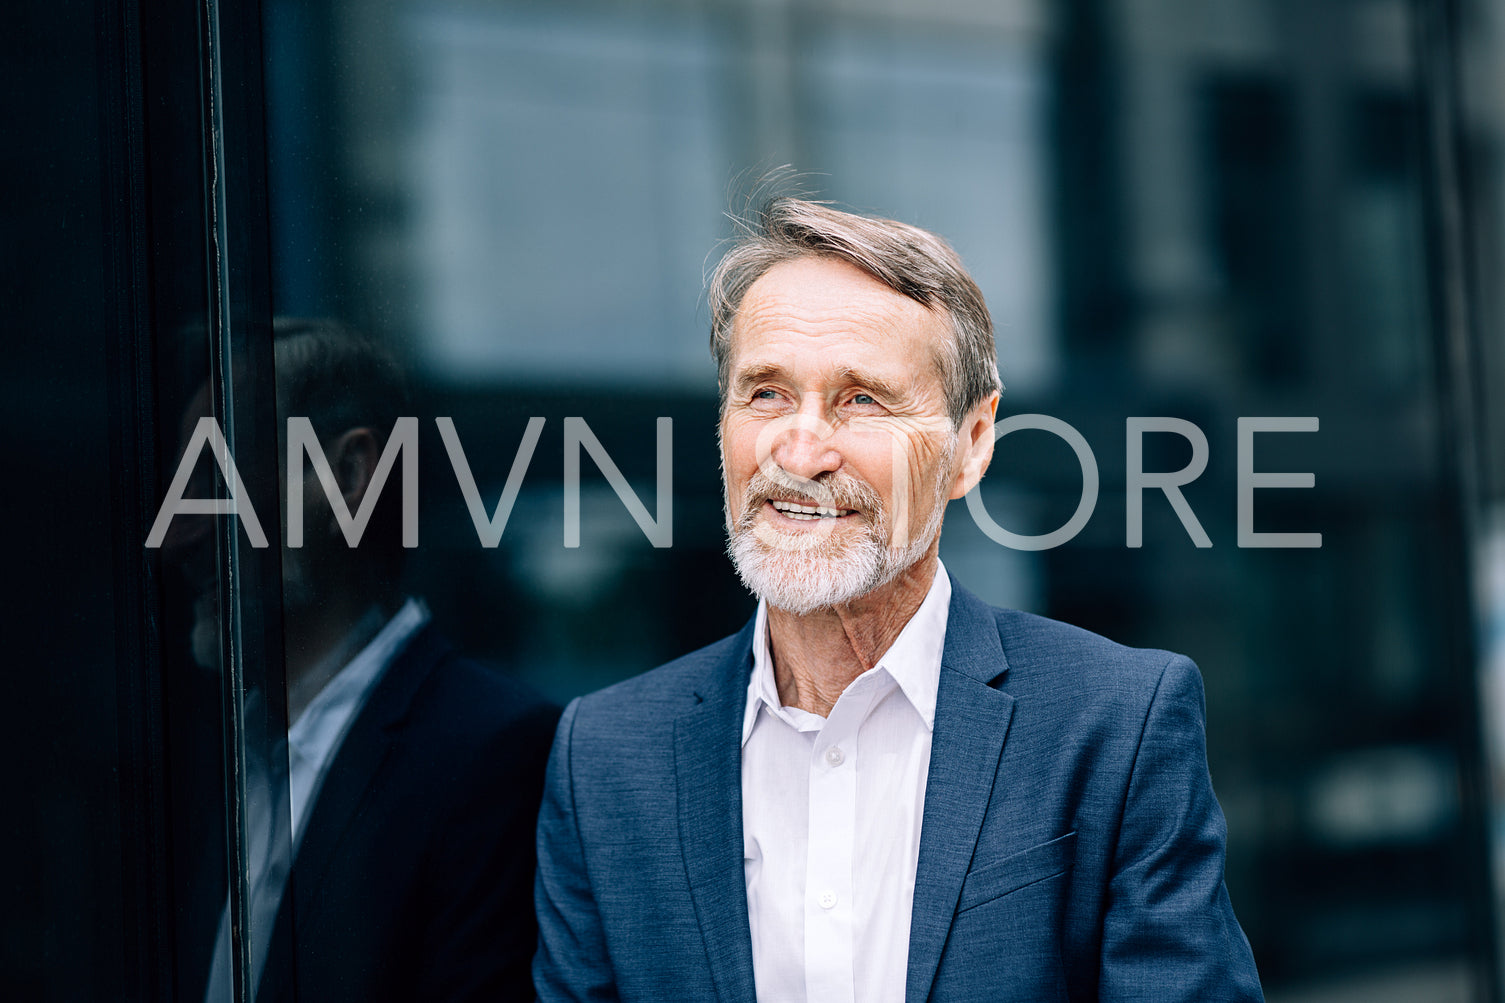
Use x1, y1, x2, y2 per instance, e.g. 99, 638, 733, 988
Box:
534, 199, 1263, 1001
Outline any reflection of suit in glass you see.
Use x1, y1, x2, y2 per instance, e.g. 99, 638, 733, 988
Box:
535, 583, 1262, 1002
252, 617, 559, 1003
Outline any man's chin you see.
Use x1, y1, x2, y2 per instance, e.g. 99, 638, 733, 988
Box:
731, 532, 881, 613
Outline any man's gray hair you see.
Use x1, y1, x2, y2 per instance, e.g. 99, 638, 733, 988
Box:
707, 197, 1001, 424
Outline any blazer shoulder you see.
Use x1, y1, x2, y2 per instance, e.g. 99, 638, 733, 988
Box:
989, 605, 1191, 695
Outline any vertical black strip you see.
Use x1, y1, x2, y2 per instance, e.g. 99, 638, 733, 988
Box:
101, 0, 171, 996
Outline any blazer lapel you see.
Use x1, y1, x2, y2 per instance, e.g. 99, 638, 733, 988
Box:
905, 585, 1015, 1003
674, 618, 758, 1003
287, 623, 448, 923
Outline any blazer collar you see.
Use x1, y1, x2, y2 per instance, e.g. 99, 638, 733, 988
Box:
934, 580, 1011, 686
287, 621, 449, 921
905, 583, 1015, 1003
676, 616, 758, 1003
255, 622, 449, 1002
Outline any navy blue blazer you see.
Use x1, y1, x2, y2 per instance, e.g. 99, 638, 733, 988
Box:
534, 583, 1263, 1001
255, 624, 559, 1003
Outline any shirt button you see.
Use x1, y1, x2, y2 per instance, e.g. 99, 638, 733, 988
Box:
818, 890, 838, 909
824, 746, 845, 767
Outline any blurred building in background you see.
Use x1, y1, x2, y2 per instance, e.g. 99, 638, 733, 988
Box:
8, 0, 1505, 999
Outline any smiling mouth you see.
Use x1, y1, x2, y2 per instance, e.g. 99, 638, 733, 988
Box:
767, 499, 857, 521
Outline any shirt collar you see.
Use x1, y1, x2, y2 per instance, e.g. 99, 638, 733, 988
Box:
742, 601, 780, 745
876, 562, 949, 731
287, 597, 430, 764
741, 561, 951, 745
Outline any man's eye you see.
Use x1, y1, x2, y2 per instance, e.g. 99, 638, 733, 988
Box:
754, 389, 779, 400
851, 394, 876, 405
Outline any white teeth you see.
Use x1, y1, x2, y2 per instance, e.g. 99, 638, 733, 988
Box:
770, 500, 848, 519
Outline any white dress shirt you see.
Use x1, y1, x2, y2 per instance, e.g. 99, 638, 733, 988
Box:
204, 597, 429, 1002
287, 597, 429, 842
741, 564, 951, 1003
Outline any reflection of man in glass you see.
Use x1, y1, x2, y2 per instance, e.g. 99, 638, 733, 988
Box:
170, 320, 558, 1002
534, 199, 1264, 1001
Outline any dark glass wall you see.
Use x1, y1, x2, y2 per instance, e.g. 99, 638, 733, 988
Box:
3, 4, 140, 994
6, 0, 1505, 999
3, 0, 290, 998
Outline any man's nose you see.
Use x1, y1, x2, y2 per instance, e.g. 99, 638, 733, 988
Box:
770, 417, 841, 482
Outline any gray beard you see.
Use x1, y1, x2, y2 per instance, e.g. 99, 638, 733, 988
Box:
724, 456, 952, 615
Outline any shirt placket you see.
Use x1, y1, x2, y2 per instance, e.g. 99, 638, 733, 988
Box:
803, 681, 879, 1003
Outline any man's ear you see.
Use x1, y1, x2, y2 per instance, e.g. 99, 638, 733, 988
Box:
327, 427, 381, 522
949, 393, 998, 500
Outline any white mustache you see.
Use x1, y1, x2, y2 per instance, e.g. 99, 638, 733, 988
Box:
738, 466, 882, 528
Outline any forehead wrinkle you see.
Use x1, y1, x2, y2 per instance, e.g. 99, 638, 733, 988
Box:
730, 299, 946, 380
734, 260, 937, 340
733, 296, 916, 346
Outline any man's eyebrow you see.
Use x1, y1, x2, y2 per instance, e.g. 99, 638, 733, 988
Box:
830, 367, 909, 402
729, 362, 787, 394
729, 362, 912, 402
